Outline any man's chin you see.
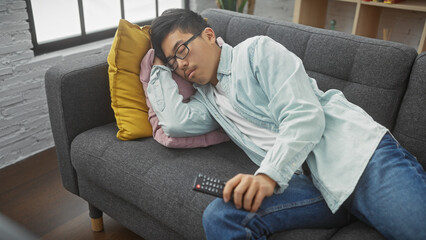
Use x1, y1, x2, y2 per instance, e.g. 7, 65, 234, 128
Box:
198, 79, 213, 85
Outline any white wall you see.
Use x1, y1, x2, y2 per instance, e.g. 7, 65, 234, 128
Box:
0, 0, 111, 169
0, 0, 51, 169
191, 0, 295, 22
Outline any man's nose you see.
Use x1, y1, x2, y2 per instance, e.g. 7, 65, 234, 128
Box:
176, 58, 188, 69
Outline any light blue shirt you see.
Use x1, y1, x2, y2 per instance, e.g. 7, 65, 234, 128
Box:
147, 36, 387, 213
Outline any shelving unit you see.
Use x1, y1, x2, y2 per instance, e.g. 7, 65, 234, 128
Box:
293, 0, 426, 53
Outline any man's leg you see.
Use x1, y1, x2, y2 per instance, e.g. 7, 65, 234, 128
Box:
202, 174, 350, 240
347, 133, 426, 240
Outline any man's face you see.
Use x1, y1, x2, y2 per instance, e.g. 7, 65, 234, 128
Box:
161, 28, 221, 86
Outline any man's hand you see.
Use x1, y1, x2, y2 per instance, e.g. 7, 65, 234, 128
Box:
223, 174, 276, 212
153, 55, 164, 66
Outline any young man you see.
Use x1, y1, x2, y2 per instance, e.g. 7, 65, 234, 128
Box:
148, 8, 426, 240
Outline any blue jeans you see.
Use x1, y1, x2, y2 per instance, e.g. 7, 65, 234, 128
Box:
202, 133, 426, 240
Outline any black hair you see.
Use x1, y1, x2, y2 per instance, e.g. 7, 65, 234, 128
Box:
150, 8, 210, 63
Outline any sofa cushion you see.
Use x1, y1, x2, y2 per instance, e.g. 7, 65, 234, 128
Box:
269, 228, 338, 240
107, 19, 152, 140
71, 123, 258, 239
202, 9, 417, 130
72, 123, 362, 239
330, 221, 385, 240
393, 53, 426, 168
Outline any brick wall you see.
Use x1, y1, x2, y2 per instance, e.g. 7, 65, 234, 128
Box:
0, 0, 111, 169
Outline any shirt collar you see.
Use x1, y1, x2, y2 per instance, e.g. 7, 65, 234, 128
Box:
217, 43, 232, 77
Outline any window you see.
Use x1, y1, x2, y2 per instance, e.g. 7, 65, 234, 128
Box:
26, 0, 189, 55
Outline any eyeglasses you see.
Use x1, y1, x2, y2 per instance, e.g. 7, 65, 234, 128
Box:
166, 30, 203, 72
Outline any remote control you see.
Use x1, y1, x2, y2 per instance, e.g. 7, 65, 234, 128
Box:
193, 173, 226, 198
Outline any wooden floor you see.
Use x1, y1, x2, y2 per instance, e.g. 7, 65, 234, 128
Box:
0, 148, 144, 240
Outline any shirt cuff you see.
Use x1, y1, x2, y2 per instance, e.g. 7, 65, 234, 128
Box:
255, 166, 291, 194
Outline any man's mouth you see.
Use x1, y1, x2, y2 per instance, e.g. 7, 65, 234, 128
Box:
185, 68, 195, 80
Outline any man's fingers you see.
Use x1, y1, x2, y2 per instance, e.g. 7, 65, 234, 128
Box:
243, 180, 258, 211
223, 174, 242, 202
224, 174, 276, 212
232, 176, 251, 209
250, 191, 266, 212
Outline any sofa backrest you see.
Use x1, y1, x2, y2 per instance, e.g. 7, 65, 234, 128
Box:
393, 53, 426, 168
202, 9, 418, 131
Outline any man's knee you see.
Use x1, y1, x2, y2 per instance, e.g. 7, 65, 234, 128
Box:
203, 198, 252, 239
202, 198, 226, 228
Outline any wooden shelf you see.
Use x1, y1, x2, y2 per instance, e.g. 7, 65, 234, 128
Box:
360, 0, 426, 12
336, 0, 358, 3
293, 0, 328, 28
294, 0, 426, 53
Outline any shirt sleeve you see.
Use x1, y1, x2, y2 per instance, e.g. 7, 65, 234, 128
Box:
147, 65, 219, 137
252, 37, 325, 193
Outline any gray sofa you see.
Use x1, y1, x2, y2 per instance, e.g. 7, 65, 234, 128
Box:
45, 9, 426, 240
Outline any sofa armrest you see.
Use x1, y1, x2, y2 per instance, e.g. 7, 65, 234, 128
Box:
45, 52, 115, 195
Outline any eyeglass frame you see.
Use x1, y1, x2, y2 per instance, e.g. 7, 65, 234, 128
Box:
165, 30, 203, 71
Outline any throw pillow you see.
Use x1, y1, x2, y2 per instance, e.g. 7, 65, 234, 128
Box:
107, 19, 152, 140
140, 49, 229, 148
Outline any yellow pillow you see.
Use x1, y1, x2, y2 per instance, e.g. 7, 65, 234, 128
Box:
107, 19, 152, 140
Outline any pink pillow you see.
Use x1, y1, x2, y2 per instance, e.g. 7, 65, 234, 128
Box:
140, 49, 229, 148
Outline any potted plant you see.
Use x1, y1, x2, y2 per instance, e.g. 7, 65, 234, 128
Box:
216, 0, 255, 14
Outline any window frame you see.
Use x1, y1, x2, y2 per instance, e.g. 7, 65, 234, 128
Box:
26, 0, 190, 55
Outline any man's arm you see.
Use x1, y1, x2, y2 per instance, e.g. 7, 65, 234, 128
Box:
252, 37, 325, 191
224, 37, 325, 212
147, 61, 219, 137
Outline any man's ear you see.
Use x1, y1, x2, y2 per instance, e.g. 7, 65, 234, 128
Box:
204, 27, 216, 43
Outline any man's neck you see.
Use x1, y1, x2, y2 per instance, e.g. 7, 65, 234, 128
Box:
211, 78, 218, 86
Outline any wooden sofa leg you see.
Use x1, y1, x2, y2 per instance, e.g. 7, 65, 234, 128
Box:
89, 203, 104, 232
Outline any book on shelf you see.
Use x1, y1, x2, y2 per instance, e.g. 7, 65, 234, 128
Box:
384, 0, 405, 3
364, 0, 406, 2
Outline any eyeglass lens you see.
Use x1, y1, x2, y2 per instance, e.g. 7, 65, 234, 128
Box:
167, 45, 189, 71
